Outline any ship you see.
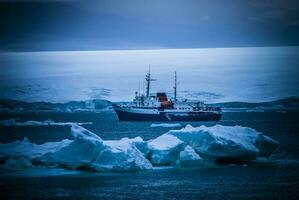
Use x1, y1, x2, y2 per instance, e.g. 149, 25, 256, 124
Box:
113, 69, 222, 121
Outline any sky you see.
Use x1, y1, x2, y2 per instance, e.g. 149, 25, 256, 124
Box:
1, 0, 299, 51
0, 1, 298, 103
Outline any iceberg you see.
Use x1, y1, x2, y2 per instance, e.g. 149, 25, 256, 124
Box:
38, 125, 152, 171
0, 137, 71, 159
166, 124, 279, 162
0, 138, 71, 172
0, 124, 278, 173
0, 125, 152, 172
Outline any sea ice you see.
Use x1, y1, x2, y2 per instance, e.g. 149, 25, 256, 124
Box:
166, 124, 279, 162
150, 123, 182, 128
0, 124, 279, 173
38, 125, 152, 171
0, 119, 92, 126
0, 137, 71, 159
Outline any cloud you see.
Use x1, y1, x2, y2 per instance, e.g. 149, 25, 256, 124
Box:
1, 0, 299, 51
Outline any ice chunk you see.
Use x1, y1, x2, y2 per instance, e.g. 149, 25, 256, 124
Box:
93, 138, 152, 171
38, 125, 152, 171
178, 145, 203, 166
38, 139, 104, 169
148, 134, 184, 165
0, 125, 152, 172
0, 137, 71, 159
0, 138, 71, 172
150, 123, 181, 128
0, 124, 279, 173
167, 124, 279, 162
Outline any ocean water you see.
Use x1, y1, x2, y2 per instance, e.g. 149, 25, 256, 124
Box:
0, 110, 299, 199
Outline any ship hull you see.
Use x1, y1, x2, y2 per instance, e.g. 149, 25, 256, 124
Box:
114, 107, 221, 121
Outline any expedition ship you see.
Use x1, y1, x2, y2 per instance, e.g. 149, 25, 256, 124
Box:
113, 69, 221, 121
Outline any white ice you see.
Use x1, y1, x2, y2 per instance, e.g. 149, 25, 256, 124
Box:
150, 123, 182, 128
1, 47, 298, 103
166, 124, 279, 162
0, 124, 279, 173
178, 145, 204, 166
38, 125, 152, 171
0, 119, 92, 126
148, 134, 184, 165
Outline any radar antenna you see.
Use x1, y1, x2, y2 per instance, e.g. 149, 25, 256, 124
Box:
145, 65, 156, 97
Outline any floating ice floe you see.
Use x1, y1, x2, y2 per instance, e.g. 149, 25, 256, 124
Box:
36, 125, 152, 171
0, 119, 92, 126
165, 124, 279, 162
150, 123, 182, 128
0, 124, 279, 173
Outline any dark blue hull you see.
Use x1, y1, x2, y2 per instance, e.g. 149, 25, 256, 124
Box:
115, 109, 168, 121
114, 109, 221, 121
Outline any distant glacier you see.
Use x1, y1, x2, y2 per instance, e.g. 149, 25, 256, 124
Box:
0, 46, 298, 103
0, 97, 298, 112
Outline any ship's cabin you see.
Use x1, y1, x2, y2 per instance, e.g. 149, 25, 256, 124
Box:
133, 92, 172, 108
156, 92, 168, 102
131, 91, 220, 112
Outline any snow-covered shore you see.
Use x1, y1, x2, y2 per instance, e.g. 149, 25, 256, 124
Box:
0, 119, 92, 126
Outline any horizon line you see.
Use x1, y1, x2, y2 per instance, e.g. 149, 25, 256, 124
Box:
1, 45, 299, 54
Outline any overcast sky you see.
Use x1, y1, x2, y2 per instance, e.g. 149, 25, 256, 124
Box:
0, 0, 299, 51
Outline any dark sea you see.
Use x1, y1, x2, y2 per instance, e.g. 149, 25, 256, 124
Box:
0, 110, 299, 200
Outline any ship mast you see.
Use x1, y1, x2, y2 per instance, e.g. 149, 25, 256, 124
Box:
145, 65, 156, 97
174, 71, 177, 101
